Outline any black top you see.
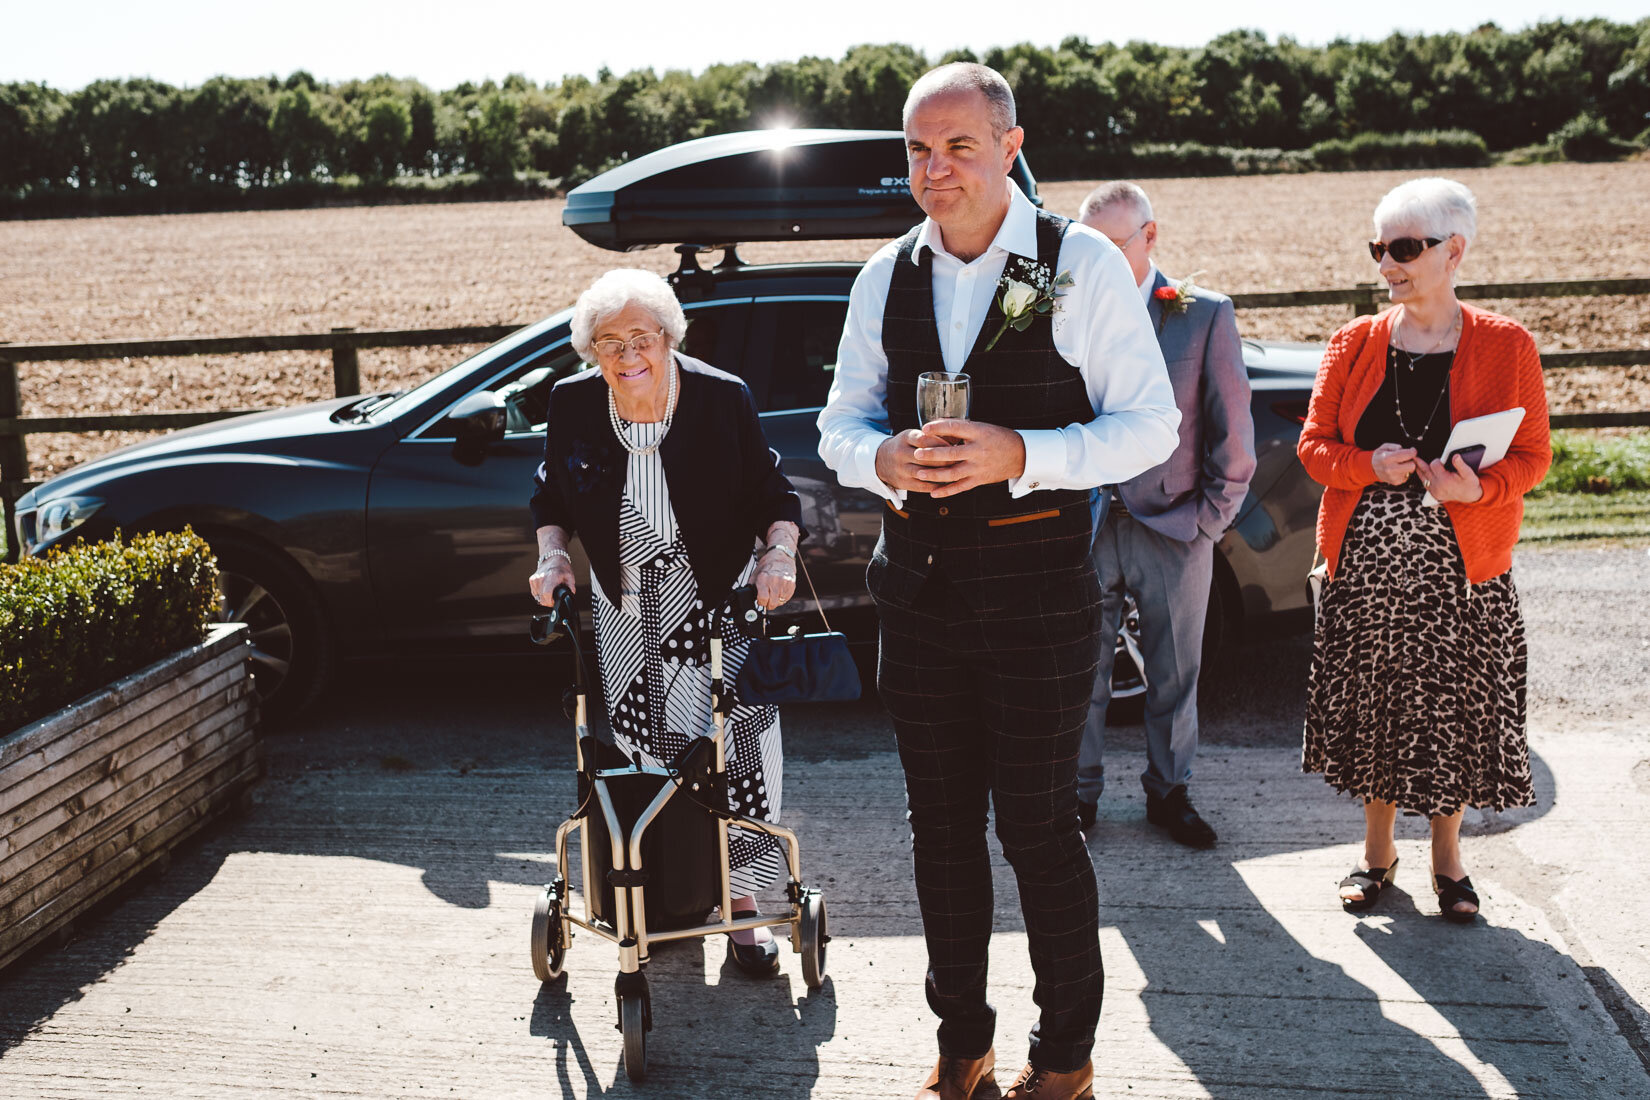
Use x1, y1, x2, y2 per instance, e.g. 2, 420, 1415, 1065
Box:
1355, 347, 1455, 463
528, 353, 805, 611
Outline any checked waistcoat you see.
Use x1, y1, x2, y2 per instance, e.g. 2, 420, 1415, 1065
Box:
870, 209, 1098, 613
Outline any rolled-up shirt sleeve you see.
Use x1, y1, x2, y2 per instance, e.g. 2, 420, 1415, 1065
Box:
817, 244, 907, 506
1009, 228, 1180, 496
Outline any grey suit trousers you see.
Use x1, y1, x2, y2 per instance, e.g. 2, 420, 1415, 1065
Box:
1077, 511, 1213, 803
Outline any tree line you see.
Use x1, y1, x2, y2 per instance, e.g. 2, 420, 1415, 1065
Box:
2, 19, 1646, 203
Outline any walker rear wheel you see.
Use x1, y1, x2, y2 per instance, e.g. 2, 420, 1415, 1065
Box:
619, 992, 647, 1081
799, 890, 828, 990
530, 884, 566, 981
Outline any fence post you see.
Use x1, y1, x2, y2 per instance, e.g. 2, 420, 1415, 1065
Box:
1352, 283, 1384, 317
0, 359, 26, 563
330, 327, 360, 398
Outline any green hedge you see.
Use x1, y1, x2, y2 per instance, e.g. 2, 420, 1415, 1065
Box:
1056, 131, 1491, 180
1308, 130, 1491, 171
0, 173, 558, 220
1549, 113, 1639, 163
0, 529, 219, 734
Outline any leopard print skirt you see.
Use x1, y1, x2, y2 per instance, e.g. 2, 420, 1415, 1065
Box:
1303, 483, 1533, 817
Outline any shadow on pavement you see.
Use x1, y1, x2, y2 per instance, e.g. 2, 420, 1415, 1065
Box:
0, 821, 234, 1056
2, 630, 1626, 1096
528, 953, 838, 1097
1085, 628, 1580, 1096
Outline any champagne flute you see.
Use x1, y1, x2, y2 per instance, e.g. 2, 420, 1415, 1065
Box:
917, 372, 970, 441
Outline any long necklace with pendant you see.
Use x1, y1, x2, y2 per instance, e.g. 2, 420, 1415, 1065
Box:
1391, 308, 1459, 445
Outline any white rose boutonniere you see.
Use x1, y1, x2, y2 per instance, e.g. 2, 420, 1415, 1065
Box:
984, 261, 1074, 352
1001, 280, 1039, 318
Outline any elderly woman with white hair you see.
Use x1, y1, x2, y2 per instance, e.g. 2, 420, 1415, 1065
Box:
1298, 178, 1551, 923
528, 268, 804, 974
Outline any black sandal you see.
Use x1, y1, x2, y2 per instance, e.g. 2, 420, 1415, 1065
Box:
1433, 873, 1480, 923
1339, 857, 1399, 913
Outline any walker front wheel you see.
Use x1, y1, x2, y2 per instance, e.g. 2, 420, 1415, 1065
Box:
619, 991, 648, 1081
530, 884, 566, 981
799, 890, 828, 990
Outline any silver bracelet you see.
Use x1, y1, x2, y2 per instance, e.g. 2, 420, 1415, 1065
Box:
765, 542, 795, 559
536, 547, 571, 568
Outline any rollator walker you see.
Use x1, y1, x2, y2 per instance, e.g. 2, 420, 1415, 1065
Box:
528, 583, 828, 1083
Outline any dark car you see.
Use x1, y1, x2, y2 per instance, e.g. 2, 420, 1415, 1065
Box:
13, 130, 1324, 718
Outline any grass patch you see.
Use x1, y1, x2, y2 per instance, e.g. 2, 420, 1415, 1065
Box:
1536, 430, 1650, 494
1520, 489, 1650, 547
1521, 431, 1649, 547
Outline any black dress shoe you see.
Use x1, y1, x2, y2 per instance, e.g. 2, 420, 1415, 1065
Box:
1145, 786, 1217, 848
726, 931, 780, 976
1076, 798, 1097, 831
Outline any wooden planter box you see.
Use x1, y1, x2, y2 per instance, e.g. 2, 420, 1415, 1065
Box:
0, 622, 261, 972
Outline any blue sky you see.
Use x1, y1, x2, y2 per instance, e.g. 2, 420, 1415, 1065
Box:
3, 0, 1643, 90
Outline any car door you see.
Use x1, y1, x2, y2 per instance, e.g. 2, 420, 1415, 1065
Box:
364, 300, 752, 645
741, 295, 883, 622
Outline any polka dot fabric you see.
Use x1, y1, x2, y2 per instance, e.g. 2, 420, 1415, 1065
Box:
589, 419, 784, 896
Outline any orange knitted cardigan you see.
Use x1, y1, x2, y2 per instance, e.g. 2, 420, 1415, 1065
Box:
1297, 303, 1551, 585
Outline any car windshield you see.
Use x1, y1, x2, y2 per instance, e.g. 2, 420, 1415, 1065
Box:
367, 312, 571, 422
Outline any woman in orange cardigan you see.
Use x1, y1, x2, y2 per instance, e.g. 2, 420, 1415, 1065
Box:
1298, 178, 1551, 923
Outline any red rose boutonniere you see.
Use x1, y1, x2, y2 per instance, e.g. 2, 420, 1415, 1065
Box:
1154, 271, 1203, 334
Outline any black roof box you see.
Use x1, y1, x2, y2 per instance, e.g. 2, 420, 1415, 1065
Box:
563, 129, 1041, 252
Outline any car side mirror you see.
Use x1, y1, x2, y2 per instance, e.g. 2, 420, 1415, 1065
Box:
449, 391, 505, 465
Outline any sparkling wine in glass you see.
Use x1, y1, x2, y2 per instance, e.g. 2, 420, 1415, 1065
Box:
917, 371, 971, 435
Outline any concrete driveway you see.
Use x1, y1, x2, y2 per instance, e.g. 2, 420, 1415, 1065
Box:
1, 546, 1647, 1098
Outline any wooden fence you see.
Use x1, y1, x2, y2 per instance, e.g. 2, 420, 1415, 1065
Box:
3, 277, 1648, 561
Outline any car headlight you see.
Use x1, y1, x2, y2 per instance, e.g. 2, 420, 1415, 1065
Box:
27, 495, 104, 554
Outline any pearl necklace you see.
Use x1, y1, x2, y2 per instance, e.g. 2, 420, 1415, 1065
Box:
607, 359, 678, 456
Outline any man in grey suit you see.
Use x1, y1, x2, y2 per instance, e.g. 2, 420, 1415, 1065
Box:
1075, 182, 1256, 847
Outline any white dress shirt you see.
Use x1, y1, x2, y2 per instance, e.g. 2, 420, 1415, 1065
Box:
818, 186, 1180, 506
1139, 261, 1160, 305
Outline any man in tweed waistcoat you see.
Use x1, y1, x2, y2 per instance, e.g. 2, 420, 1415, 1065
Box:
818, 63, 1179, 1100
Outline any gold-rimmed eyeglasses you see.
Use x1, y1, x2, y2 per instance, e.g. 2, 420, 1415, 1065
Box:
1107, 221, 1150, 250
593, 329, 665, 359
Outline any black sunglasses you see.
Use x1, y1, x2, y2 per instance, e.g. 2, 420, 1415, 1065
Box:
1368, 236, 1446, 263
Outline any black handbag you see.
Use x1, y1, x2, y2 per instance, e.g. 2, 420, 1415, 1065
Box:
735, 556, 861, 705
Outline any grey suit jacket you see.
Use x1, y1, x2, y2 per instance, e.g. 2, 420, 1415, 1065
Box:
1117, 269, 1257, 543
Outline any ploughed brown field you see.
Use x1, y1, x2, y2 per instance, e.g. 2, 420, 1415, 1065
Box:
3, 161, 1647, 479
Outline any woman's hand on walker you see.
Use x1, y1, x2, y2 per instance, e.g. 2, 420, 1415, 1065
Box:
754, 549, 797, 610
1415, 454, 1484, 503
1370, 442, 1419, 485
529, 560, 576, 606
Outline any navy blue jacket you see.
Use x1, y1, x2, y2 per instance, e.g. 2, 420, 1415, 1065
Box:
529, 353, 804, 610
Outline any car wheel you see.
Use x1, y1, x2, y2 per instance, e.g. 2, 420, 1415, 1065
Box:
1105, 594, 1147, 726
209, 535, 332, 719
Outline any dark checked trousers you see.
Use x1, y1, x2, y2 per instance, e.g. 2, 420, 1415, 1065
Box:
876, 566, 1104, 1073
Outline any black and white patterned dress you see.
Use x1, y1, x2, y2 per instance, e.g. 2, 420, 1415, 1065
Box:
589, 418, 785, 896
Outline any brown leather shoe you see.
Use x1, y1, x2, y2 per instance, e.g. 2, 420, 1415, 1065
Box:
1003, 1060, 1094, 1099
914, 1047, 996, 1099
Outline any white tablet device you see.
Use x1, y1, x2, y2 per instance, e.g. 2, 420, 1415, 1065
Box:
1422, 407, 1527, 506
